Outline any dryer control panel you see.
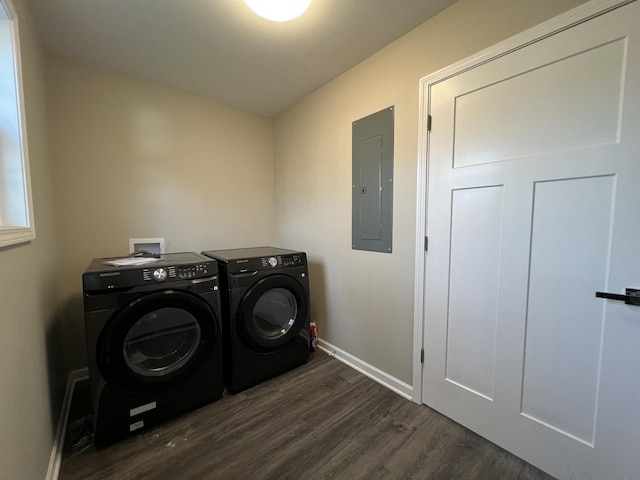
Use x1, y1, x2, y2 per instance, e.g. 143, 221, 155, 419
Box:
220, 252, 307, 274
261, 253, 305, 269
202, 247, 307, 274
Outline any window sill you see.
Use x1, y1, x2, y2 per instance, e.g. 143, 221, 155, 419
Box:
0, 225, 35, 248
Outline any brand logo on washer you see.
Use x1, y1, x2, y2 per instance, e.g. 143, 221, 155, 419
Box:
99, 272, 120, 277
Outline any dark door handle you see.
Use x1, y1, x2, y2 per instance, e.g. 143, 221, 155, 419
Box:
595, 288, 640, 306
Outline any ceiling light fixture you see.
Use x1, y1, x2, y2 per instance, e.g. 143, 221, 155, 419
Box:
243, 0, 312, 22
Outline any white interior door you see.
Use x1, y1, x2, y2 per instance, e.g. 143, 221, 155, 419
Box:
421, 2, 640, 479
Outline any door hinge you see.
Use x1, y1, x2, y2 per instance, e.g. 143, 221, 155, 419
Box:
427, 114, 432, 132
424, 236, 428, 251
420, 348, 425, 364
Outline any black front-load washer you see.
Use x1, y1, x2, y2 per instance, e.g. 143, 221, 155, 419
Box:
201, 247, 310, 394
82, 252, 224, 445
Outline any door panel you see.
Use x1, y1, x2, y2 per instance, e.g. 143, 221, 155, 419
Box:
453, 37, 625, 168
522, 175, 614, 445
422, 2, 640, 478
446, 186, 503, 400
358, 135, 383, 240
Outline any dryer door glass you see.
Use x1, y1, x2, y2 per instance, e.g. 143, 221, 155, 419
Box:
252, 287, 298, 339
237, 274, 308, 351
123, 307, 201, 377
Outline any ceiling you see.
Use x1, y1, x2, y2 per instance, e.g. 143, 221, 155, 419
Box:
29, 0, 457, 117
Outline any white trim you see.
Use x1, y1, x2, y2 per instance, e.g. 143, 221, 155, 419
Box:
46, 368, 89, 480
317, 339, 413, 401
412, 0, 633, 406
0, 0, 35, 248
412, 62, 430, 406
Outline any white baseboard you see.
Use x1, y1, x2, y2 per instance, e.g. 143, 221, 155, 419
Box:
46, 367, 89, 480
317, 339, 413, 400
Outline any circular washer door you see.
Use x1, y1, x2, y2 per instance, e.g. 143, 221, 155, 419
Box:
236, 274, 308, 352
98, 289, 218, 393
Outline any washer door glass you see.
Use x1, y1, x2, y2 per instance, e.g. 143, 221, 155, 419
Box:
123, 307, 201, 377
252, 288, 298, 340
98, 289, 218, 392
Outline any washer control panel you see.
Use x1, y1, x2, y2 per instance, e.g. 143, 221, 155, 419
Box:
83, 253, 219, 291
176, 263, 211, 280
143, 263, 211, 282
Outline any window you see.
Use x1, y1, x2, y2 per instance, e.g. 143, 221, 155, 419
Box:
0, 0, 34, 247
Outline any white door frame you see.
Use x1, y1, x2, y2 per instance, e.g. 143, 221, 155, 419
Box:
411, 0, 634, 404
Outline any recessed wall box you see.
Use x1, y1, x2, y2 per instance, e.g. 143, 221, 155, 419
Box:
129, 237, 165, 255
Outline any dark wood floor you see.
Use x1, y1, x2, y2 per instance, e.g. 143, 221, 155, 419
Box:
59, 352, 555, 480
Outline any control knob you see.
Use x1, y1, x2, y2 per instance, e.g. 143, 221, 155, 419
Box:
153, 268, 167, 281
268, 257, 278, 267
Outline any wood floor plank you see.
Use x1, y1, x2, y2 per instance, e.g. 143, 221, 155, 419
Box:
59, 352, 556, 480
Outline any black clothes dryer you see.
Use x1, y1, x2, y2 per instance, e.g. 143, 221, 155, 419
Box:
82, 252, 224, 445
201, 247, 310, 394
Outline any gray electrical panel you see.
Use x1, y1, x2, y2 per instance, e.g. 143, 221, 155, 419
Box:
352, 106, 394, 253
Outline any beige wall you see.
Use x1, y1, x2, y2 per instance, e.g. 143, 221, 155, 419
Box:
0, 2, 595, 476
274, 0, 589, 384
47, 57, 276, 372
0, 0, 63, 478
